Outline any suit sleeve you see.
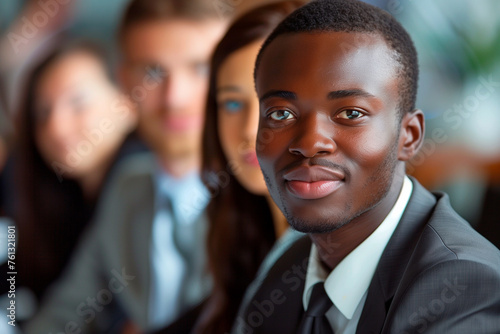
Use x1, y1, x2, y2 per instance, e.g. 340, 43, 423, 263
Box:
22, 216, 119, 333
21, 157, 154, 334
386, 259, 500, 334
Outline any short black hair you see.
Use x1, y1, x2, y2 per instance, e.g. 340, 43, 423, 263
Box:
255, 0, 419, 117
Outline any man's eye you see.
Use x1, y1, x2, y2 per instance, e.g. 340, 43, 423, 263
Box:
193, 63, 209, 76
69, 91, 94, 114
145, 65, 167, 82
337, 109, 363, 120
269, 110, 294, 121
222, 100, 244, 113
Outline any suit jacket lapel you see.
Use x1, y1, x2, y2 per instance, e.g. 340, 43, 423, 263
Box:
94, 153, 159, 329
239, 236, 312, 334
357, 178, 437, 334
116, 159, 157, 328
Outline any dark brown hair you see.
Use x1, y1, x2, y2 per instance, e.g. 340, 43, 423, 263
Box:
14, 41, 114, 300
198, 2, 306, 333
119, 0, 230, 44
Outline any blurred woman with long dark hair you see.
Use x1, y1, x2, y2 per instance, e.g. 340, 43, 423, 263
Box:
196, 2, 307, 333
12, 41, 140, 301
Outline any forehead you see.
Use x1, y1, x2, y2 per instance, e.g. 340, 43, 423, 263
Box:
256, 31, 400, 100
37, 52, 107, 95
217, 41, 263, 88
122, 19, 225, 64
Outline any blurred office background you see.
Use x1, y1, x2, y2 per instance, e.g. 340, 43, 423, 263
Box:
0, 0, 499, 332
2, 0, 499, 215
1, 0, 499, 278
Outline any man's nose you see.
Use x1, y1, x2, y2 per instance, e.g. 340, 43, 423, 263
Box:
161, 72, 191, 111
288, 113, 336, 158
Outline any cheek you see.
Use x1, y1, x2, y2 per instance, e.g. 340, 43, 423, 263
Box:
218, 114, 240, 160
35, 127, 58, 160
81, 107, 104, 129
340, 121, 398, 169
137, 90, 160, 113
191, 78, 210, 112
256, 128, 286, 172
354, 140, 390, 166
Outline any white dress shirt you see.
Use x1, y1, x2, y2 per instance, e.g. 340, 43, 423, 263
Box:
303, 176, 413, 334
148, 166, 211, 329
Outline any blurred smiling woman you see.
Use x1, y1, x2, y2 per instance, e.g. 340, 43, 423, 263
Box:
196, 2, 307, 333
13, 41, 139, 302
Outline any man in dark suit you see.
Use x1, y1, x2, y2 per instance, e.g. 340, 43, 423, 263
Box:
234, 0, 500, 333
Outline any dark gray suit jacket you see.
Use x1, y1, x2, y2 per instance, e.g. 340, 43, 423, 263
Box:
237, 178, 500, 333
24, 152, 211, 333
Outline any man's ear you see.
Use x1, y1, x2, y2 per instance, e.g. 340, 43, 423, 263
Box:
398, 109, 425, 161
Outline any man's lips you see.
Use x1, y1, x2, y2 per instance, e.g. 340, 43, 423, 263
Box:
163, 115, 203, 132
283, 165, 345, 200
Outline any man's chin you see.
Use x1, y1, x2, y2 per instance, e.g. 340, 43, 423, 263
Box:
161, 145, 199, 159
288, 217, 350, 234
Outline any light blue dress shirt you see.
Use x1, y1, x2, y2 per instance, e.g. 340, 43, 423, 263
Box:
148, 167, 211, 329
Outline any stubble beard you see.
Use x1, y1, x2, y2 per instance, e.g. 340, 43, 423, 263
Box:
261, 143, 399, 234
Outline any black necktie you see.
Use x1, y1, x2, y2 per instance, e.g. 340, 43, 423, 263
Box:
297, 282, 334, 334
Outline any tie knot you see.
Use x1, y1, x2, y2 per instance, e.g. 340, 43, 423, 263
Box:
306, 282, 333, 317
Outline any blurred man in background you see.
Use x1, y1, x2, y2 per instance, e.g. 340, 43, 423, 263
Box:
24, 0, 229, 332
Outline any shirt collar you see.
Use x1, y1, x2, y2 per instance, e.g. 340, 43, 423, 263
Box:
154, 163, 210, 224
303, 176, 413, 319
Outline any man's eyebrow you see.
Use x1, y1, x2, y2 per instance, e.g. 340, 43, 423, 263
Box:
327, 89, 376, 100
216, 85, 241, 93
259, 90, 297, 103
